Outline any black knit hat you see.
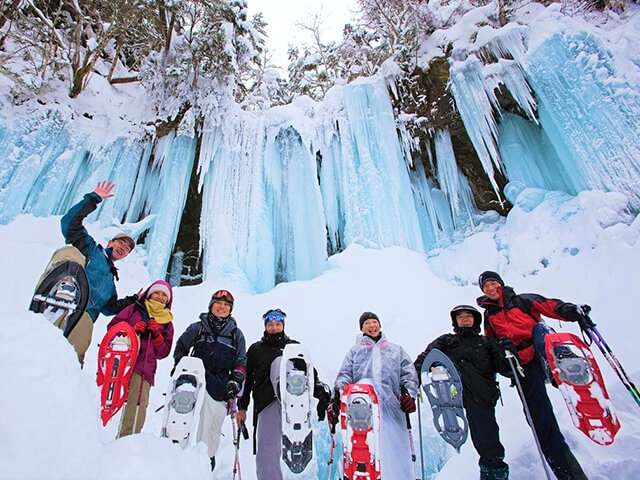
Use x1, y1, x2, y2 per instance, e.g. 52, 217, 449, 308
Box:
478, 271, 504, 290
359, 311, 380, 329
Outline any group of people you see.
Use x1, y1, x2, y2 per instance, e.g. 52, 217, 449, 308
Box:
46, 182, 593, 479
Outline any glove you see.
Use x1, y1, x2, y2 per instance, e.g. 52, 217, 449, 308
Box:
147, 319, 161, 337
573, 304, 595, 330
399, 393, 416, 413
151, 333, 164, 347
498, 337, 518, 355
316, 382, 331, 421
225, 380, 241, 401
133, 321, 147, 335
326, 403, 339, 428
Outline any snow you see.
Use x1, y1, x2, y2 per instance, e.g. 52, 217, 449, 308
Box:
1, 181, 640, 479
1, 1, 640, 479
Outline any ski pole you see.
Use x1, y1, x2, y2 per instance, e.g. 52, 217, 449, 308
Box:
401, 387, 420, 480
416, 389, 426, 479
327, 417, 336, 480
228, 400, 243, 480
505, 351, 552, 480
583, 324, 640, 407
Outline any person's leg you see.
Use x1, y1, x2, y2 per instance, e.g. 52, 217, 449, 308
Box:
132, 378, 151, 434
117, 373, 141, 438
465, 398, 508, 479
197, 394, 229, 467
63, 312, 93, 366
520, 360, 587, 480
256, 400, 284, 480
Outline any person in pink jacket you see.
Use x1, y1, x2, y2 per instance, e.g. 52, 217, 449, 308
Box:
107, 280, 175, 437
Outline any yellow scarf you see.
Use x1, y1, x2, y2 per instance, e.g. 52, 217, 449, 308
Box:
145, 298, 173, 324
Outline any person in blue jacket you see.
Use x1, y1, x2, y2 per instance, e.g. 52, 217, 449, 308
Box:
60, 180, 137, 364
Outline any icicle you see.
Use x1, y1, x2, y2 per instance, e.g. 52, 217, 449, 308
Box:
448, 56, 504, 203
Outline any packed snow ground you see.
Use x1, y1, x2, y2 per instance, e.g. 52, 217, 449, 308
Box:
1, 187, 640, 480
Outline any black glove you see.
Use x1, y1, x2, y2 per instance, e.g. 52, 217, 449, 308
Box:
571, 304, 595, 330
315, 382, 331, 421
225, 380, 241, 401
498, 337, 518, 355
326, 388, 341, 429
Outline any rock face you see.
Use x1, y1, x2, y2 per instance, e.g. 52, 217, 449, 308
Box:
393, 57, 511, 215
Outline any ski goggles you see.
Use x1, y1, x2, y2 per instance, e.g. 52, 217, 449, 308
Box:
263, 309, 286, 324
212, 290, 234, 304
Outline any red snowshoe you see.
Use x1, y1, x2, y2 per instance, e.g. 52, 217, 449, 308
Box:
544, 332, 620, 445
340, 383, 381, 480
97, 322, 139, 426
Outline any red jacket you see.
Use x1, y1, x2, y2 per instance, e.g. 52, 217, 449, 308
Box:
477, 285, 579, 364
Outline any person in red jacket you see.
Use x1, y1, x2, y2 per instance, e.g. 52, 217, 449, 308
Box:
476, 271, 589, 480
106, 280, 175, 438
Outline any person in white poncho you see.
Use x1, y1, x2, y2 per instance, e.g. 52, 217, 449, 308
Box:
329, 311, 419, 479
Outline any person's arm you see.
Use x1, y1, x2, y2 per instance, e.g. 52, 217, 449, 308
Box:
399, 348, 419, 397
105, 303, 135, 330
414, 335, 447, 374
232, 330, 248, 384
237, 345, 255, 411
334, 349, 355, 391
60, 192, 101, 256
173, 324, 197, 368
526, 293, 585, 323
61, 182, 115, 255
101, 293, 138, 316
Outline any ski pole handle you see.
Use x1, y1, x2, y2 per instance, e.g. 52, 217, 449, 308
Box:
240, 421, 249, 440
504, 350, 525, 377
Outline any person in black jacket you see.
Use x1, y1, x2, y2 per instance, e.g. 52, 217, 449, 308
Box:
173, 289, 247, 471
414, 305, 511, 480
237, 308, 331, 480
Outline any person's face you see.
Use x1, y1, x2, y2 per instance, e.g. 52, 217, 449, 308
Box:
361, 318, 381, 337
482, 280, 502, 301
107, 238, 132, 261
265, 320, 284, 334
149, 290, 169, 305
455, 311, 475, 328
210, 300, 232, 317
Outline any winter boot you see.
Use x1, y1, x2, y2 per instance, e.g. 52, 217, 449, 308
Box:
480, 461, 509, 480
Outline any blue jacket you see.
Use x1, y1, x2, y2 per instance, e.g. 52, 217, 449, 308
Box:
61, 192, 136, 322
174, 313, 247, 401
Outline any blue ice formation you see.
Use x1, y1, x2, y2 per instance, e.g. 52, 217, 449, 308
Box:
1, 25, 639, 293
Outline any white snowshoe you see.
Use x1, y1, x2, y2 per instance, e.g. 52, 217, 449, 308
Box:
279, 343, 316, 477
160, 356, 206, 448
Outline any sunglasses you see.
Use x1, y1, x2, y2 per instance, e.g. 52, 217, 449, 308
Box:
264, 309, 286, 323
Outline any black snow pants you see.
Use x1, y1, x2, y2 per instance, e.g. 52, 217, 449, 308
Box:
464, 396, 507, 470
520, 358, 588, 480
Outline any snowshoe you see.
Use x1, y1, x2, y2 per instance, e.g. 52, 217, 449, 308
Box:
160, 356, 206, 448
340, 383, 382, 480
279, 344, 316, 476
29, 246, 89, 337
97, 322, 140, 426
420, 349, 469, 452
545, 332, 620, 445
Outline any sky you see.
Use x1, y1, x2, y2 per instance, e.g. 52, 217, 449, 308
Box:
247, 0, 360, 70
